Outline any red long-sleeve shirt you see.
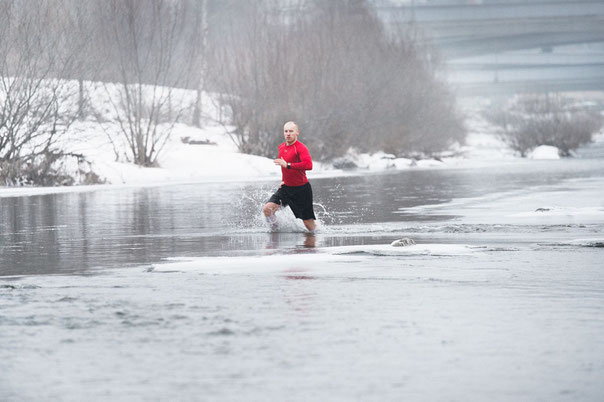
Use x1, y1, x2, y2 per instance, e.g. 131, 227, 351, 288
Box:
279, 140, 313, 187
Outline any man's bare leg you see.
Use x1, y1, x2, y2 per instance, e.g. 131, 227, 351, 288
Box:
263, 202, 280, 230
303, 233, 316, 248
303, 219, 316, 233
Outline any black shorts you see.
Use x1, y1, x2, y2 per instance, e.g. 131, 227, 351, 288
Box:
268, 182, 316, 221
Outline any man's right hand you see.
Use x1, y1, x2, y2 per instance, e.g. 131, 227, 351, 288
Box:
273, 157, 287, 168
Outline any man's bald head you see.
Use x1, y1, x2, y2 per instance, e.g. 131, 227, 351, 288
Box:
284, 121, 299, 132
283, 121, 299, 145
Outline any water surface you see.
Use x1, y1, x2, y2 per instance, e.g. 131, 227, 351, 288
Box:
1, 148, 604, 276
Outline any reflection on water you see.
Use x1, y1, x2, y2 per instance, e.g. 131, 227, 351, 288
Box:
1, 152, 604, 276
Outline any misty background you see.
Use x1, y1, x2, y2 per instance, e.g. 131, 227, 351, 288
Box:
1, 0, 603, 184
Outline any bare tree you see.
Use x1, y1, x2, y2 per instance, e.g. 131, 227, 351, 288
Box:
191, 0, 209, 128
208, 0, 464, 161
96, 0, 200, 167
0, 0, 82, 185
60, 0, 103, 119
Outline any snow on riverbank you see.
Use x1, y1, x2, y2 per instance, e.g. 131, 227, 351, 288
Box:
71, 113, 514, 187
1, 93, 603, 198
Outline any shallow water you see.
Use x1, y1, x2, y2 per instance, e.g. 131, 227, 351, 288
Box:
1, 150, 603, 277
1, 146, 604, 401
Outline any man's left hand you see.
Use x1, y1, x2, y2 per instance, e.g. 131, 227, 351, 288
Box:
273, 157, 287, 168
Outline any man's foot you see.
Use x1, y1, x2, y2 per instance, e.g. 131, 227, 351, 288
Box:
266, 214, 279, 231
303, 233, 316, 248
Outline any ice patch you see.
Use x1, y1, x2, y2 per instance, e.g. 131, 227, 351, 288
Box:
399, 177, 604, 225
510, 206, 604, 218
150, 253, 359, 274
329, 243, 480, 257
150, 243, 481, 274
565, 238, 604, 248
570, 239, 604, 248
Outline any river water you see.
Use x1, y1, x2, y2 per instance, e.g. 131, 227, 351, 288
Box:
1, 144, 604, 401
1, 147, 603, 277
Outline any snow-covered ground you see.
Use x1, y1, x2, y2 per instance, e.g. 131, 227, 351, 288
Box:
2, 86, 603, 200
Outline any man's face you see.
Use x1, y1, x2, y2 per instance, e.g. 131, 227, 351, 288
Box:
283, 124, 299, 144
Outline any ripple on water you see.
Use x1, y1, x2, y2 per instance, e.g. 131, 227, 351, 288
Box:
208, 327, 236, 336
169, 314, 189, 320
55, 296, 78, 302
119, 319, 163, 328
0, 284, 41, 290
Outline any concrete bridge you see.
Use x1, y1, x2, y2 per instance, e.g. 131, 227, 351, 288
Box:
376, 0, 604, 94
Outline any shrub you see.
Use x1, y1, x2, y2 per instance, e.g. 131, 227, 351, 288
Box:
0, 152, 104, 187
0, 0, 82, 185
486, 94, 603, 157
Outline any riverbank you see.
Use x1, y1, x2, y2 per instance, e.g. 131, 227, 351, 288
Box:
1, 94, 603, 199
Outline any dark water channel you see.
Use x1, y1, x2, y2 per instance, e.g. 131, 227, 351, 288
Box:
1, 145, 603, 277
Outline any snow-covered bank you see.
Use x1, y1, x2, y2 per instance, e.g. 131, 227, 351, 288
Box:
69, 113, 518, 187
63, 92, 604, 182
2, 93, 603, 198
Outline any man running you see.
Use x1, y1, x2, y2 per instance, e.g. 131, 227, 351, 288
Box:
263, 121, 317, 232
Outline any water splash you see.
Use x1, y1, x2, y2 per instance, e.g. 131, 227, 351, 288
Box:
223, 183, 348, 233
224, 184, 274, 231
224, 184, 321, 233
272, 208, 308, 232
